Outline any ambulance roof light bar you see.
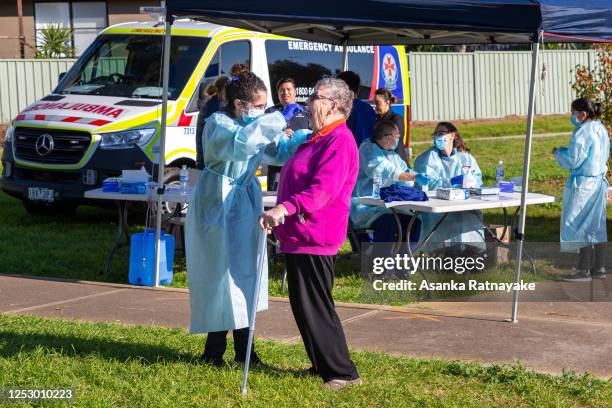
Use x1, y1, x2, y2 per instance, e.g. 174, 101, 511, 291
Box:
140, 6, 165, 24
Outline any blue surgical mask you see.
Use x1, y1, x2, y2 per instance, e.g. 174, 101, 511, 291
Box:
434, 135, 448, 151
570, 114, 583, 127
242, 108, 264, 124
391, 137, 400, 150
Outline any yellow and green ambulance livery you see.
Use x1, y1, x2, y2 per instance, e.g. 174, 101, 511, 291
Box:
1, 20, 411, 213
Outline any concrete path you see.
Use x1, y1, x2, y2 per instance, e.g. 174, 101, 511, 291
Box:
1, 273, 610, 378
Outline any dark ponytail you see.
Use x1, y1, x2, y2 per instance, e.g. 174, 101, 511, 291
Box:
571, 97, 603, 120
374, 87, 398, 104
435, 121, 470, 153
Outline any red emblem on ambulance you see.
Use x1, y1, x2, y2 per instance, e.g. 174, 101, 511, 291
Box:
382, 53, 398, 90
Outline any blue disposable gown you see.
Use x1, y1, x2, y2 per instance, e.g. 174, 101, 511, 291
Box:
555, 120, 609, 253
351, 138, 415, 229
263, 128, 313, 166
185, 111, 286, 333
414, 147, 485, 249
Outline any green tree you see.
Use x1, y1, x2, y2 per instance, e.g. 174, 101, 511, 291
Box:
36, 23, 75, 59
572, 44, 612, 175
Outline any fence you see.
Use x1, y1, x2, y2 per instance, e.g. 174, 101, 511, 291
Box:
408, 50, 596, 121
0, 59, 77, 123
0, 50, 597, 123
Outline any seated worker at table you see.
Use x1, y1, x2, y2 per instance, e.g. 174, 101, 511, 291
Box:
351, 120, 428, 247
414, 121, 485, 253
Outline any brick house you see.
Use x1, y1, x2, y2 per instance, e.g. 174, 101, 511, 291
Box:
0, 0, 163, 58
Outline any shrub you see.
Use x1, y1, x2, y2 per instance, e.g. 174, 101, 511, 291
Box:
572, 44, 612, 175
36, 23, 75, 59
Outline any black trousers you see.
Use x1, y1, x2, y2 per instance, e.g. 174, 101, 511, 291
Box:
203, 327, 255, 361
286, 253, 359, 382
578, 243, 607, 273
266, 165, 282, 192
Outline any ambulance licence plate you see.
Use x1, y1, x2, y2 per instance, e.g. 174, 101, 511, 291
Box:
28, 187, 55, 202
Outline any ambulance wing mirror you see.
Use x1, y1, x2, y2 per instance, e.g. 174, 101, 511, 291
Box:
58, 72, 66, 83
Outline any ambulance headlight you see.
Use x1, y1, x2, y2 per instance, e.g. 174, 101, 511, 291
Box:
4, 126, 14, 143
98, 128, 157, 150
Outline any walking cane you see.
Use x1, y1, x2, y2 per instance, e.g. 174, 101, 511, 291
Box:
241, 225, 268, 396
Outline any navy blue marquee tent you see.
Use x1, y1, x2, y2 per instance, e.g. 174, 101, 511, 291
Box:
165, 0, 612, 44
148, 1, 611, 394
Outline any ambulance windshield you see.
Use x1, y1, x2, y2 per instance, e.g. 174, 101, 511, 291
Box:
56, 34, 209, 99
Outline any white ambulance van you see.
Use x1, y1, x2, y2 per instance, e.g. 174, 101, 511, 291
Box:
1, 20, 411, 214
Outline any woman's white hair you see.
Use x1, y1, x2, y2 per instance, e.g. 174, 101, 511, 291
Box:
314, 77, 354, 118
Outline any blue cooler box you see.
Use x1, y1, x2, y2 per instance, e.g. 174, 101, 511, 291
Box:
129, 228, 175, 286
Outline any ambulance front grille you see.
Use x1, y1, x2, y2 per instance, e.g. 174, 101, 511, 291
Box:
14, 127, 92, 165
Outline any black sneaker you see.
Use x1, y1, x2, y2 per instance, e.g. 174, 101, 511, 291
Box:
199, 354, 225, 367
561, 270, 592, 282
591, 268, 607, 278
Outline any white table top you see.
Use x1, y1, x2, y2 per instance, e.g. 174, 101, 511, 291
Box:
84, 187, 278, 208
358, 192, 555, 213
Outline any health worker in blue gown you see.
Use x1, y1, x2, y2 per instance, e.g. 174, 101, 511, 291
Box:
554, 98, 609, 282
414, 121, 485, 254
351, 120, 427, 248
185, 72, 307, 366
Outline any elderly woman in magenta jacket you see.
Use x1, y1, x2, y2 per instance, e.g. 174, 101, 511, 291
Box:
260, 78, 361, 390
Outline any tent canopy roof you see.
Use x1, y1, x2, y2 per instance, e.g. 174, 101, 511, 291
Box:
165, 0, 612, 45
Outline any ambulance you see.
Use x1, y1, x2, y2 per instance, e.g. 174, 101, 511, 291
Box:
0, 20, 411, 214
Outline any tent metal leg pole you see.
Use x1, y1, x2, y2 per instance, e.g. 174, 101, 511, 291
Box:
511, 31, 542, 323
342, 42, 349, 71
241, 228, 268, 396
154, 12, 173, 288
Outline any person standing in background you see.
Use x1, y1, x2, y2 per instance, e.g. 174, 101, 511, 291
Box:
265, 78, 310, 191
373, 87, 408, 163
554, 97, 609, 281
195, 76, 230, 170
336, 71, 377, 147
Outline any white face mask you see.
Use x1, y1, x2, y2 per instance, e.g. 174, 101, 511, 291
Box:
242, 108, 264, 124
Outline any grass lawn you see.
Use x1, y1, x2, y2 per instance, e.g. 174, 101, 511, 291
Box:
1, 131, 611, 303
1, 314, 609, 407
409, 114, 573, 143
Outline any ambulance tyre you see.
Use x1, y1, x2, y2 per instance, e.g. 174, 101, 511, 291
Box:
150, 167, 183, 218
22, 199, 79, 215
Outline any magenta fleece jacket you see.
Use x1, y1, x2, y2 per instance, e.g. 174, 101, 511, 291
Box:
274, 122, 359, 255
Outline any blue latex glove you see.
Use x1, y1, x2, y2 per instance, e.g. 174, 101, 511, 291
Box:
282, 103, 304, 121
416, 173, 429, 186
450, 174, 463, 187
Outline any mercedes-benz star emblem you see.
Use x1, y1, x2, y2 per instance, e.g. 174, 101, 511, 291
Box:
35, 133, 54, 156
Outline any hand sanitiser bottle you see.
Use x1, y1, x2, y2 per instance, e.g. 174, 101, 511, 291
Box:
180, 165, 189, 195
496, 160, 505, 185
372, 169, 383, 199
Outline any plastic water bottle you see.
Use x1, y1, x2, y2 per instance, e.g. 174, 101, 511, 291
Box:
372, 170, 383, 199
180, 165, 189, 195
496, 160, 505, 184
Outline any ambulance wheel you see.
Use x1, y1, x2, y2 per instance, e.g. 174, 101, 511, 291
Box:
22, 200, 79, 215
149, 167, 185, 219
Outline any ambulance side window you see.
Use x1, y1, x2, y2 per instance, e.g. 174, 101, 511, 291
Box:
204, 51, 220, 78
219, 41, 250, 75
187, 40, 251, 113
347, 52, 375, 100
264, 39, 376, 104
